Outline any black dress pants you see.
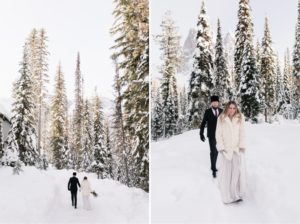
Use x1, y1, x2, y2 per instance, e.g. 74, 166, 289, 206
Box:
208, 137, 218, 172
71, 190, 78, 208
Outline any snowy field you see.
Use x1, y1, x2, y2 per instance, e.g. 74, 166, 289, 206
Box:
0, 167, 148, 223
151, 120, 300, 223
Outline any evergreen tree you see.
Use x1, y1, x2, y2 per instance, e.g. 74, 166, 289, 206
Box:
27, 28, 39, 124
179, 86, 188, 117
234, 0, 254, 94
0, 119, 3, 159
50, 63, 68, 169
73, 53, 83, 169
188, 2, 214, 128
63, 113, 73, 169
81, 99, 94, 171
36, 29, 49, 154
157, 11, 183, 136
6, 44, 38, 166
255, 40, 264, 113
255, 40, 262, 75
111, 55, 130, 186
293, 0, 300, 115
261, 18, 276, 122
27, 29, 49, 154
152, 90, 163, 141
178, 85, 190, 132
13, 160, 24, 175
91, 94, 106, 179
104, 121, 113, 179
1, 131, 19, 166
111, 0, 149, 192
282, 50, 292, 116
163, 90, 177, 137
213, 19, 231, 102
240, 40, 260, 121
275, 55, 285, 114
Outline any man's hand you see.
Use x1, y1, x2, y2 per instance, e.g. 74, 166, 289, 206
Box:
200, 134, 205, 142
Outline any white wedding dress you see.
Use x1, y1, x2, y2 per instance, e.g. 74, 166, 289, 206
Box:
217, 151, 247, 203
81, 180, 92, 210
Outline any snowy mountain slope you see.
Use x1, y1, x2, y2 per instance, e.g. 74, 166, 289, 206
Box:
0, 167, 148, 223
151, 121, 300, 223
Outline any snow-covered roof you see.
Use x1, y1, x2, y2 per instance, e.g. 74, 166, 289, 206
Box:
0, 103, 11, 123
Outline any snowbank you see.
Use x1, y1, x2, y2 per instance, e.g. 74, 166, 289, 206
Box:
151, 121, 300, 223
0, 167, 148, 223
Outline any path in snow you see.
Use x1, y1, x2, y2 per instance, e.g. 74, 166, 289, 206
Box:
151, 121, 300, 223
0, 167, 148, 223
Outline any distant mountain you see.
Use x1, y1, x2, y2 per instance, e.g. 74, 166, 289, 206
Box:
179, 28, 197, 77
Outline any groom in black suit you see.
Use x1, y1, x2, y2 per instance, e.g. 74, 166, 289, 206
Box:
68, 172, 81, 209
200, 95, 223, 178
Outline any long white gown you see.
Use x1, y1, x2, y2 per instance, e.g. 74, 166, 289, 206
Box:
217, 151, 247, 204
81, 180, 92, 210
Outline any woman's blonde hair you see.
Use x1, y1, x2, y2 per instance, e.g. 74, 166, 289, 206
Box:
220, 101, 242, 122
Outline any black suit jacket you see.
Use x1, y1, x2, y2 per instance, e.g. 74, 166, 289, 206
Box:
200, 107, 223, 138
68, 177, 81, 191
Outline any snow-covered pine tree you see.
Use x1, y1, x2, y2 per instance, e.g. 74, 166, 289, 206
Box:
35, 29, 49, 155
111, 0, 149, 192
13, 160, 24, 175
73, 53, 83, 169
255, 41, 262, 75
293, 0, 300, 116
50, 63, 68, 169
91, 93, 106, 179
104, 121, 113, 179
282, 50, 292, 117
163, 90, 177, 137
152, 89, 163, 141
27, 29, 49, 155
1, 131, 19, 166
224, 32, 236, 92
27, 28, 39, 124
81, 99, 94, 171
0, 119, 3, 159
260, 18, 276, 122
234, 0, 254, 95
179, 86, 188, 117
275, 55, 285, 114
188, 2, 214, 128
111, 55, 130, 186
156, 11, 183, 136
213, 19, 231, 102
240, 39, 260, 122
179, 85, 190, 131
63, 112, 73, 169
6, 44, 38, 166
255, 40, 264, 114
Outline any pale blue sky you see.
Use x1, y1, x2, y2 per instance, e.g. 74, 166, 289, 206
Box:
0, 0, 115, 105
151, 0, 298, 79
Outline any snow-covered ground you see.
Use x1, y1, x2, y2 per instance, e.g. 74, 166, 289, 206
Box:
0, 167, 148, 223
151, 120, 300, 223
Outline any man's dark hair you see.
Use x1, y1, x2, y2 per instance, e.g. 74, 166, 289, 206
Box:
73, 172, 76, 176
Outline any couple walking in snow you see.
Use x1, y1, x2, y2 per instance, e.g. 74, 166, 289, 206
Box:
68, 172, 93, 210
200, 96, 246, 204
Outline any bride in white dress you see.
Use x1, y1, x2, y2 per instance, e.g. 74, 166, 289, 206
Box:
81, 176, 92, 210
216, 101, 247, 204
